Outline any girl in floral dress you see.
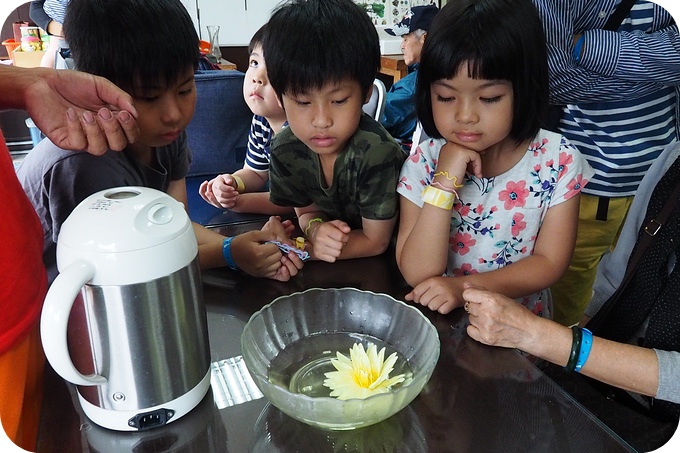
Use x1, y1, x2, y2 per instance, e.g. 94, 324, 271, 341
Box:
396, 0, 594, 318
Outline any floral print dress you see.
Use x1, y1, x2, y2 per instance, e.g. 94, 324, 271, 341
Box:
397, 130, 594, 318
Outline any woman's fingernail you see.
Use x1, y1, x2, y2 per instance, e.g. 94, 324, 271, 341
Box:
67, 108, 77, 121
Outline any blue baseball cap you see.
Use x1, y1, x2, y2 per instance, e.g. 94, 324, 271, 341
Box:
385, 5, 439, 37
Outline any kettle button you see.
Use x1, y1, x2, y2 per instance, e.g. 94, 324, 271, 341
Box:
148, 204, 173, 225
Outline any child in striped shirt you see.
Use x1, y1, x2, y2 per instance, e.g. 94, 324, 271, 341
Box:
199, 24, 292, 215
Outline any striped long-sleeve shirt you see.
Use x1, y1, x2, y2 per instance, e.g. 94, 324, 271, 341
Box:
533, 0, 679, 196
244, 115, 274, 173
43, 0, 69, 25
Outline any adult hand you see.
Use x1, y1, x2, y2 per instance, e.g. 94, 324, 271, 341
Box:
463, 284, 538, 351
23, 68, 139, 154
199, 174, 239, 209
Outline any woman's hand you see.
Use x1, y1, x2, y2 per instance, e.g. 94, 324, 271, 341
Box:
463, 284, 539, 351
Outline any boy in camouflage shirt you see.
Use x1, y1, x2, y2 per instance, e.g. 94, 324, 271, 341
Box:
265, 0, 405, 262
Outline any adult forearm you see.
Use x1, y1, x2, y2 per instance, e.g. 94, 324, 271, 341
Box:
519, 318, 659, 398
581, 338, 659, 397
548, 54, 662, 104
535, 0, 678, 103
0, 66, 48, 111
581, 27, 680, 84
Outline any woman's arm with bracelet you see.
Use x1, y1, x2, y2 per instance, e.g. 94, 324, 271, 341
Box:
463, 285, 660, 399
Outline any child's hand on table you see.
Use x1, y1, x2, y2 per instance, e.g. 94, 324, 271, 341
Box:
307, 220, 350, 263
199, 174, 241, 209
405, 275, 466, 314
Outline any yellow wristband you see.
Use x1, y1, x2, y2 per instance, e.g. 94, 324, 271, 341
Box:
232, 174, 245, 192
422, 185, 455, 210
304, 217, 324, 237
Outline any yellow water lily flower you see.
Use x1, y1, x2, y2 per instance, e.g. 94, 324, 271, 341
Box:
323, 343, 406, 400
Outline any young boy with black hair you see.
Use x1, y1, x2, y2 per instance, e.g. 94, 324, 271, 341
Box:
17, 0, 303, 283
264, 0, 405, 262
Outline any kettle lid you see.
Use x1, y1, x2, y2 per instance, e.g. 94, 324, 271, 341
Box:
58, 187, 192, 253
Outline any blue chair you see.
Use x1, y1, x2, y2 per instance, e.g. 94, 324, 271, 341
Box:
185, 70, 260, 226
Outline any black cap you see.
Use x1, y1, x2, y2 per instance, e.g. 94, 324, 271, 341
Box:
385, 5, 439, 37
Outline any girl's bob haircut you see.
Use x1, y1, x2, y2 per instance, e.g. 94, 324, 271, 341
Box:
416, 0, 549, 143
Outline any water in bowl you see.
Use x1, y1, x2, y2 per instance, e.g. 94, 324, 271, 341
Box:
267, 332, 413, 398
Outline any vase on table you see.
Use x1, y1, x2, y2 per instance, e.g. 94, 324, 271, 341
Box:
206, 25, 222, 64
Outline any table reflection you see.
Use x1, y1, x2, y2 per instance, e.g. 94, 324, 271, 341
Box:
251, 403, 427, 453
82, 390, 226, 453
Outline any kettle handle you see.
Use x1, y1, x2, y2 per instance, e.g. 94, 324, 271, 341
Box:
40, 260, 107, 386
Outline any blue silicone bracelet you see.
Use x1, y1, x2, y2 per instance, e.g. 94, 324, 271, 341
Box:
573, 35, 585, 63
574, 327, 593, 372
222, 236, 239, 270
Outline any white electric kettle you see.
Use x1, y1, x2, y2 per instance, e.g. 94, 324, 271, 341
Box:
41, 187, 211, 431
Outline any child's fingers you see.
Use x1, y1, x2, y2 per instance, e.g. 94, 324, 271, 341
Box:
198, 180, 209, 197
327, 220, 352, 236
466, 152, 484, 178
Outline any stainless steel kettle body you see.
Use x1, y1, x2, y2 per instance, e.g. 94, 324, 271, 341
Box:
70, 259, 210, 429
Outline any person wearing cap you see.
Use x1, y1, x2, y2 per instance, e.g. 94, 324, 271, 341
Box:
382, 4, 438, 150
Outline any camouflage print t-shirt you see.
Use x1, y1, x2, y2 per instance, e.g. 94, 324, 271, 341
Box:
269, 114, 405, 230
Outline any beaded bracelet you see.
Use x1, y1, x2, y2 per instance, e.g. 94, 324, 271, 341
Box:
574, 328, 593, 372
304, 217, 324, 238
433, 171, 464, 188
422, 185, 455, 210
222, 236, 239, 270
232, 174, 246, 193
565, 326, 583, 372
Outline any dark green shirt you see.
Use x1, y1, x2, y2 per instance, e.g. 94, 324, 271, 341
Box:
269, 114, 405, 230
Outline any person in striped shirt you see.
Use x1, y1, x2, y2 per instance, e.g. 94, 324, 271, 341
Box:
533, 0, 680, 327
30, 0, 69, 68
199, 25, 292, 216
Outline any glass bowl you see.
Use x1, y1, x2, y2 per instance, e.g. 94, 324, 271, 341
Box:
241, 287, 440, 430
